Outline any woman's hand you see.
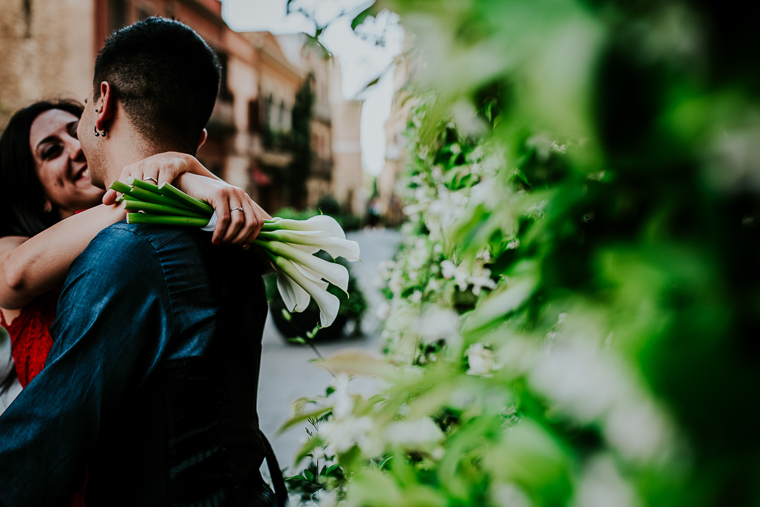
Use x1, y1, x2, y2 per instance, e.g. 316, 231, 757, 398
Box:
102, 152, 202, 206
175, 173, 271, 247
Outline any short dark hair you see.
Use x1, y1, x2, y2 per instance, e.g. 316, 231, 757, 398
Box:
0, 99, 84, 238
93, 17, 221, 153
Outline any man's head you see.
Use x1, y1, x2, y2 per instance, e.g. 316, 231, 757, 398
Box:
79, 17, 220, 187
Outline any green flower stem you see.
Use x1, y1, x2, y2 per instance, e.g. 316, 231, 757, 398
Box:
110, 180, 133, 194
257, 230, 312, 245
158, 182, 214, 215
126, 213, 211, 227
128, 186, 203, 213
128, 177, 162, 194
109, 180, 206, 214
122, 200, 209, 218
261, 221, 283, 231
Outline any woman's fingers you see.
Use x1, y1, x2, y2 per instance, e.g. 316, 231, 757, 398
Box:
240, 207, 263, 250
134, 161, 160, 187
241, 194, 266, 246
208, 192, 229, 246
102, 189, 118, 205
117, 153, 191, 191
232, 197, 259, 246
220, 198, 246, 245
156, 157, 186, 188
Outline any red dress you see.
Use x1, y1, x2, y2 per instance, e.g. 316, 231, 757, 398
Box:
1, 290, 87, 506
0, 291, 57, 387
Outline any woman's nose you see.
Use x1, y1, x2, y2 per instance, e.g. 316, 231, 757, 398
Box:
69, 138, 85, 163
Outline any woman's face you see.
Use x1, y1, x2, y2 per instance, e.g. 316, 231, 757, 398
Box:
29, 109, 104, 219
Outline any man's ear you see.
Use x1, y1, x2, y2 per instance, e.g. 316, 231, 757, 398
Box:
96, 81, 115, 132
197, 128, 208, 150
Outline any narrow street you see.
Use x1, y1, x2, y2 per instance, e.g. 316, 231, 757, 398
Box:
258, 227, 401, 471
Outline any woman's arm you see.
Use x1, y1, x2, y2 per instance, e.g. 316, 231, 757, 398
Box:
103, 152, 271, 246
0, 204, 125, 310
1, 154, 270, 309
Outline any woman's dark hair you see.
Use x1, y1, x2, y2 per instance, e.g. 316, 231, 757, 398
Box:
0, 99, 84, 238
0, 99, 83, 394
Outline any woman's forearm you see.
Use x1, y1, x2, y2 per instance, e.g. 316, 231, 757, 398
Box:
0, 205, 125, 309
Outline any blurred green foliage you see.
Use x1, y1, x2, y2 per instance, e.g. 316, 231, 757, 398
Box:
283, 1, 760, 506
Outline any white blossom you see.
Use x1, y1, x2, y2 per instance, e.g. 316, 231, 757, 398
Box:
465, 343, 500, 376
319, 414, 377, 455
385, 418, 444, 448
572, 455, 641, 507
414, 305, 461, 345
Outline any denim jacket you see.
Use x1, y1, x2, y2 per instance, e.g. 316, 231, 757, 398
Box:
0, 223, 279, 507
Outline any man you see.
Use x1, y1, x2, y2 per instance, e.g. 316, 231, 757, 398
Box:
0, 18, 284, 506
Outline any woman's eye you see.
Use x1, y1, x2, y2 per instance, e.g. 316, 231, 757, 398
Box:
42, 145, 62, 160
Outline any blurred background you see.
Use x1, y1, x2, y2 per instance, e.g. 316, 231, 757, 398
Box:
4, 1, 760, 506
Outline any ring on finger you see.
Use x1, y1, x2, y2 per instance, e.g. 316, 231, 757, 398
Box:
144, 176, 158, 183
231, 207, 244, 212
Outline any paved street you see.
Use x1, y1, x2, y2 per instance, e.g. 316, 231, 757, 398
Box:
258, 227, 401, 472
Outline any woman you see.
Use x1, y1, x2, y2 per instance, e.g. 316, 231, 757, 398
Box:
0, 99, 268, 395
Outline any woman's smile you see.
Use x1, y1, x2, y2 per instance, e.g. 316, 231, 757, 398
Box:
29, 109, 103, 218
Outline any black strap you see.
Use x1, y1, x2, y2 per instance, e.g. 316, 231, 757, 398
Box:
260, 430, 288, 507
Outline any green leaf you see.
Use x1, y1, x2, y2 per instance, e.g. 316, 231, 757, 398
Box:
350, 4, 379, 31
279, 405, 332, 433
325, 463, 342, 476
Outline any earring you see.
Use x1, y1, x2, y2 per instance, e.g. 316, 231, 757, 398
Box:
43, 201, 53, 213
94, 125, 107, 137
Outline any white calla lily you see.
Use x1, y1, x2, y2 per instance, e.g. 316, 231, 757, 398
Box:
264, 215, 346, 239
256, 240, 349, 293
310, 236, 361, 262
259, 230, 360, 262
292, 262, 325, 284
276, 267, 311, 313
273, 256, 340, 327
289, 243, 321, 255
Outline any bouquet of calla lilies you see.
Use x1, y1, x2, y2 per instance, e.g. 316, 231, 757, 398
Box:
109, 177, 360, 328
